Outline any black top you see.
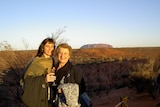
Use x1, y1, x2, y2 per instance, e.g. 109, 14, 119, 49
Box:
53, 61, 86, 95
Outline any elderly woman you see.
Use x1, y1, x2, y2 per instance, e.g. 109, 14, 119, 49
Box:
54, 43, 86, 107
22, 38, 56, 107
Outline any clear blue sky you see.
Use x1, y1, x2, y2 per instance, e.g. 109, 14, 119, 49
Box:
0, 0, 160, 50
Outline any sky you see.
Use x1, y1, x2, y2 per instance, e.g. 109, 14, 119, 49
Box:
0, 0, 160, 50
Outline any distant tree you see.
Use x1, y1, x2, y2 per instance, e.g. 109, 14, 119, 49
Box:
153, 54, 160, 72
50, 26, 68, 47
0, 41, 13, 51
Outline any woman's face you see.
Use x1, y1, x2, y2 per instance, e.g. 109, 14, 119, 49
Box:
43, 42, 54, 57
57, 47, 70, 64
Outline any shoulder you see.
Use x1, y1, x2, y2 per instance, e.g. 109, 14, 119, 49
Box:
72, 65, 82, 71
71, 65, 83, 75
31, 57, 43, 64
157, 74, 160, 80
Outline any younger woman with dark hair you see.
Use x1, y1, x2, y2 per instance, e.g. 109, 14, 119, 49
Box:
22, 37, 56, 107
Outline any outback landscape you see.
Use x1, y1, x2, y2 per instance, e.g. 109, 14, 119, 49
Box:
1, 0, 160, 107
0, 47, 160, 107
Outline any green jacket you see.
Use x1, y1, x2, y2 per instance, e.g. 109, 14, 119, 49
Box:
22, 56, 53, 107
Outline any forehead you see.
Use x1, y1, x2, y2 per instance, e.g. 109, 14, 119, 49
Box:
45, 42, 54, 45
58, 47, 69, 52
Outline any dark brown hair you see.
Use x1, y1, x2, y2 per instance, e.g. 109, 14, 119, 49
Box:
35, 38, 55, 57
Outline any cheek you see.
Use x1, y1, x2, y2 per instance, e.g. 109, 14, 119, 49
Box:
57, 54, 62, 59
50, 48, 54, 51
67, 55, 70, 59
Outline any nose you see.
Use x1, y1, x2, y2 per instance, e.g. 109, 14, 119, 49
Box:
60, 53, 65, 58
49, 46, 54, 50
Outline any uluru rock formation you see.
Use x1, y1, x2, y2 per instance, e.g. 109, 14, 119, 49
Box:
80, 44, 113, 49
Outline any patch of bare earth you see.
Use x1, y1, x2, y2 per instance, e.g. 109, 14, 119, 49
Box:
91, 87, 160, 107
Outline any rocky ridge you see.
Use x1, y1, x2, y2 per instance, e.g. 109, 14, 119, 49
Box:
80, 44, 113, 48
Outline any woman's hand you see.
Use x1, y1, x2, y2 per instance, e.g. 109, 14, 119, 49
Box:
58, 88, 63, 93
46, 73, 56, 83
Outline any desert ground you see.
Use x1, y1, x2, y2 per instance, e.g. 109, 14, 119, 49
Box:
73, 47, 160, 107
0, 47, 160, 107
91, 87, 160, 107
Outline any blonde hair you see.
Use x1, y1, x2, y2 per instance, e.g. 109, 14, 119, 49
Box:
55, 43, 72, 56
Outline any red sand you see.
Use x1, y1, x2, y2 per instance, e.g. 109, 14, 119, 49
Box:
91, 87, 160, 107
